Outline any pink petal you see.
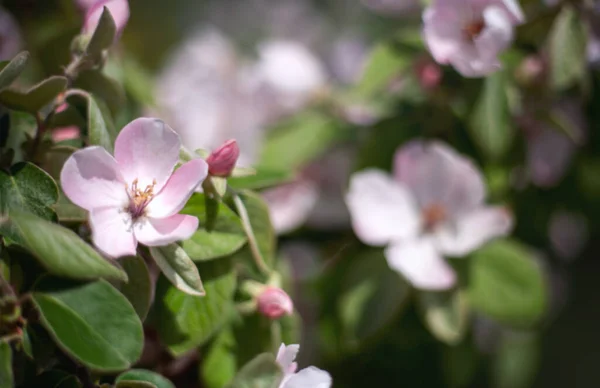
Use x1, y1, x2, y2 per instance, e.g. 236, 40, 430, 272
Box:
146, 159, 208, 218
83, 0, 130, 37
346, 169, 420, 246
394, 140, 486, 217
134, 214, 198, 246
283, 367, 332, 388
60, 146, 127, 211
474, 7, 514, 63
89, 207, 136, 258
257, 287, 294, 319
385, 238, 456, 290
434, 207, 513, 256
422, 4, 465, 64
114, 118, 181, 192
276, 344, 300, 374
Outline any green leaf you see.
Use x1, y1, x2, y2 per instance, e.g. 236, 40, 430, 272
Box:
33, 278, 144, 372
418, 290, 469, 345
151, 258, 237, 356
228, 168, 293, 190
234, 191, 276, 268
113, 256, 152, 321
0, 342, 13, 388
260, 111, 345, 171
31, 370, 82, 388
202, 328, 238, 388
0, 162, 59, 244
86, 6, 116, 56
354, 41, 412, 98
53, 188, 88, 223
75, 70, 125, 116
0, 76, 68, 113
150, 244, 205, 296
227, 353, 283, 388
338, 250, 411, 350
181, 194, 247, 261
22, 323, 57, 370
8, 211, 127, 282
87, 94, 117, 153
469, 71, 514, 161
116, 382, 156, 388
548, 6, 587, 91
116, 369, 175, 388
0, 51, 29, 92
468, 240, 548, 327
493, 332, 540, 388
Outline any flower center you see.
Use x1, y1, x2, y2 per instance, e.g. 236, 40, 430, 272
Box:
422, 203, 447, 231
127, 178, 156, 220
463, 20, 485, 40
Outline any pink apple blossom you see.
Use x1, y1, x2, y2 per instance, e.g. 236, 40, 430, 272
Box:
257, 287, 294, 319
276, 343, 332, 388
423, 0, 524, 77
346, 140, 513, 290
60, 118, 207, 258
83, 0, 129, 37
206, 139, 240, 177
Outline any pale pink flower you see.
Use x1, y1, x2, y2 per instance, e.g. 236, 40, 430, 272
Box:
52, 126, 80, 142
346, 140, 512, 290
83, 0, 129, 37
206, 139, 240, 177
276, 344, 332, 388
61, 118, 207, 258
0, 7, 23, 61
257, 287, 294, 319
423, 0, 524, 77
263, 179, 320, 234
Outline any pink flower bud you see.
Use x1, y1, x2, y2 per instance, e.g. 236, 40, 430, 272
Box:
206, 139, 240, 177
52, 126, 81, 142
416, 60, 442, 90
257, 287, 293, 319
83, 0, 130, 38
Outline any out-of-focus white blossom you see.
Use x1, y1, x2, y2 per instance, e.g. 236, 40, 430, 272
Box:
0, 7, 23, 61
276, 344, 332, 388
423, 0, 524, 77
346, 140, 512, 290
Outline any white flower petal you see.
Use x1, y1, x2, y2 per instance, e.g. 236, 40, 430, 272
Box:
434, 206, 513, 256
282, 367, 332, 388
346, 169, 420, 246
385, 238, 456, 290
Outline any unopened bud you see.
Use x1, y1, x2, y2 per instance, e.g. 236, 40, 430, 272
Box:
257, 287, 293, 319
83, 0, 130, 37
416, 60, 442, 90
206, 139, 240, 177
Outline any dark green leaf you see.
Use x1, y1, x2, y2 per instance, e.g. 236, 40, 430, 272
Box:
0, 342, 13, 388
8, 211, 127, 282
87, 94, 117, 153
493, 332, 540, 388
0, 162, 58, 243
181, 194, 247, 262
418, 290, 469, 345
41, 146, 76, 180
86, 6, 116, 56
113, 256, 152, 321
260, 111, 345, 171
228, 168, 293, 190
548, 6, 587, 91
0, 51, 29, 92
469, 71, 514, 161
0, 76, 68, 113
32, 370, 82, 388
116, 369, 175, 388
202, 328, 238, 388
22, 323, 57, 370
53, 188, 88, 223
338, 250, 410, 350
150, 244, 205, 296
115, 381, 156, 388
152, 258, 237, 356
227, 353, 283, 388
33, 278, 144, 371
468, 240, 548, 327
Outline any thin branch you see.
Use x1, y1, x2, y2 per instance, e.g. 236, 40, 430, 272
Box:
232, 194, 271, 276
